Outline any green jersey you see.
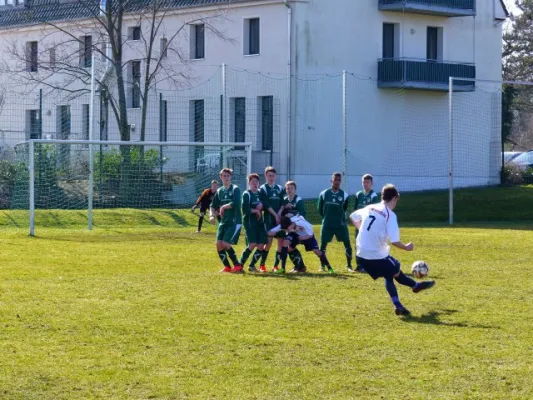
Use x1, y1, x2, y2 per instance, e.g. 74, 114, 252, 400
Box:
242, 190, 263, 226
354, 190, 379, 210
259, 183, 285, 225
211, 184, 242, 225
317, 188, 349, 229
282, 194, 306, 218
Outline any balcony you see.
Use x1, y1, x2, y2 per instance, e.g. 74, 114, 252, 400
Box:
378, 0, 476, 17
377, 58, 476, 91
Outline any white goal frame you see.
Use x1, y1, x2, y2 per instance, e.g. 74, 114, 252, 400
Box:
27, 139, 252, 236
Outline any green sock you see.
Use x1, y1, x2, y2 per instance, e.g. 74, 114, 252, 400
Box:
218, 250, 230, 268
240, 248, 252, 265
226, 247, 240, 266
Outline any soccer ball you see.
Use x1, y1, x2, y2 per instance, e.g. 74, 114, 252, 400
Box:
411, 261, 429, 279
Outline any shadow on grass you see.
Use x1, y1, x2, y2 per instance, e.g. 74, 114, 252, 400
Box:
248, 272, 357, 281
401, 309, 497, 329
31, 230, 196, 243
161, 211, 189, 226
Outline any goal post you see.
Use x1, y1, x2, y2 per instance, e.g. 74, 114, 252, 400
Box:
23, 139, 252, 236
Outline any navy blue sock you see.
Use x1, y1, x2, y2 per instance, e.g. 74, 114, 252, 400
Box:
344, 242, 353, 268
384, 278, 402, 307
394, 271, 417, 288
280, 247, 288, 270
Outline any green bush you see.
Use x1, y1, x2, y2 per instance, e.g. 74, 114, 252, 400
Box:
502, 162, 524, 185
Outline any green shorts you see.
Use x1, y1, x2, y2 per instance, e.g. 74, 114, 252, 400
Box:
244, 223, 267, 245
320, 226, 350, 244
216, 223, 242, 245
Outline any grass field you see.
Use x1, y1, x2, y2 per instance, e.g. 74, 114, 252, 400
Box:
1, 186, 532, 399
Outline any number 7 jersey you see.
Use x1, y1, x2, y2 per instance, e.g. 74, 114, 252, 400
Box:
350, 202, 400, 260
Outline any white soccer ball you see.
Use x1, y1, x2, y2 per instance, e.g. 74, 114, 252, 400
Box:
411, 261, 429, 279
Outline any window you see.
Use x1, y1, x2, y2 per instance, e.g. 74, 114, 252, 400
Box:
160, 37, 168, 58
190, 24, 205, 59
244, 18, 260, 55
80, 35, 92, 68
382, 23, 398, 59
49, 47, 56, 68
26, 41, 38, 72
129, 26, 141, 41
233, 97, 245, 149
25, 109, 40, 140
129, 60, 141, 108
160, 99, 168, 142
82, 104, 90, 140
427, 27, 443, 61
56, 105, 71, 140
261, 96, 273, 151
190, 100, 205, 169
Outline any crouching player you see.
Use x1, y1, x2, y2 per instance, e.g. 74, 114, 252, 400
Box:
240, 173, 268, 272
349, 184, 435, 315
209, 168, 243, 273
268, 215, 334, 274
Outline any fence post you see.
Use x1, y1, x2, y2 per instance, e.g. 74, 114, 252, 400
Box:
159, 92, 164, 183
448, 77, 454, 225
88, 51, 96, 230
221, 63, 227, 167
29, 140, 35, 237
342, 70, 348, 192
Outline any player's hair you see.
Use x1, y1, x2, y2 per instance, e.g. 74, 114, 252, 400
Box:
332, 172, 342, 179
248, 173, 260, 182
219, 168, 233, 176
381, 184, 399, 202
264, 166, 277, 175
280, 216, 293, 230
285, 180, 297, 190
211, 180, 219, 185
362, 174, 373, 182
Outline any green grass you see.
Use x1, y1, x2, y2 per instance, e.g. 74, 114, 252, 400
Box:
1, 186, 533, 398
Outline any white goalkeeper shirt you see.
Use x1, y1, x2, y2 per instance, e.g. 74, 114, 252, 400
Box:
269, 215, 314, 237
350, 202, 400, 259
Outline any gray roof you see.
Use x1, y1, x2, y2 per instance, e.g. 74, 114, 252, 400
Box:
0, 0, 245, 29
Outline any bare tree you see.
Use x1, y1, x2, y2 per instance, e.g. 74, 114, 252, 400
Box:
2, 0, 232, 143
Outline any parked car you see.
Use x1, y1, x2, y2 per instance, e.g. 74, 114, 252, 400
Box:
510, 150, 533, 170
504, 151, 523, 163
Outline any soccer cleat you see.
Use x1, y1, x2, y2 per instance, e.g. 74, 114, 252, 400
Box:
248, 266, 259, 273
196, 230, 201, 234
346, 267, 355, 273
355, 266, 367, 274
232, 265, 244, 274
412, 280, 436, 293
272, 266, 280, 272
220, 266, 232, 273
395, 306, 411, 316
273, 268, 285, 274
327, 267, 335, 274
319, 266, 326, 272
259, 265, 267, 273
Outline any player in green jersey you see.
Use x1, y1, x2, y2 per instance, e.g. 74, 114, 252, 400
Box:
280, 180, 306, 218
240, 173, 268, 272
248, 166, 286, 272
353, 174, 380, 273
317, 172, 353, 273
209, 168, 243, 273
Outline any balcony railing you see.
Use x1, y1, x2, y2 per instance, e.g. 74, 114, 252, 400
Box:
378, 0, 476, 17
377, 58, 475, 91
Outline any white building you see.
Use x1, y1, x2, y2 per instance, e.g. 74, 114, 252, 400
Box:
0, 0, 508, 198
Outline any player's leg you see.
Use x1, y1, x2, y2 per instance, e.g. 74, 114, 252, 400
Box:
319, 226, 333, 272
389, 256, 435, 293
277, 234, 297, 273
197, 208, 207, 233
336, 227, 353, 272
288, 248, 306, 272
223, 224, 243, 273
240, 223, 255, 269
216, 225, 232, 273
240, 243, 256, 269
272, 236, 284, 272
259, 228, 273, 269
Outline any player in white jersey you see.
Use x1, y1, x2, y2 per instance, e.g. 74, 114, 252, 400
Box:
350, 184, 435, 316
268, 215, 334, 274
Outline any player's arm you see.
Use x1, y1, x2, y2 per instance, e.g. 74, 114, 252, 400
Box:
268, 224, 283, 237
233, 187, 243, 225
387, 214, 413, 251
317, 192, 325, 218
343, 192, 349, 212
296, 198, 307, 218
192, 189, 208, 211
242, 192, 251, 218
349, 210, 363, 230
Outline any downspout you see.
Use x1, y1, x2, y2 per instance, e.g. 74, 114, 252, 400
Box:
97, 41, 113, 91
284, 0, 292, 180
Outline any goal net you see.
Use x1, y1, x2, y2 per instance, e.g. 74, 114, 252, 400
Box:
8, 140, 251, 235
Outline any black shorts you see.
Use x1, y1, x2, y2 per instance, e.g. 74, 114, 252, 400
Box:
286, 232, 319, 252
356, 256, 401, 280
